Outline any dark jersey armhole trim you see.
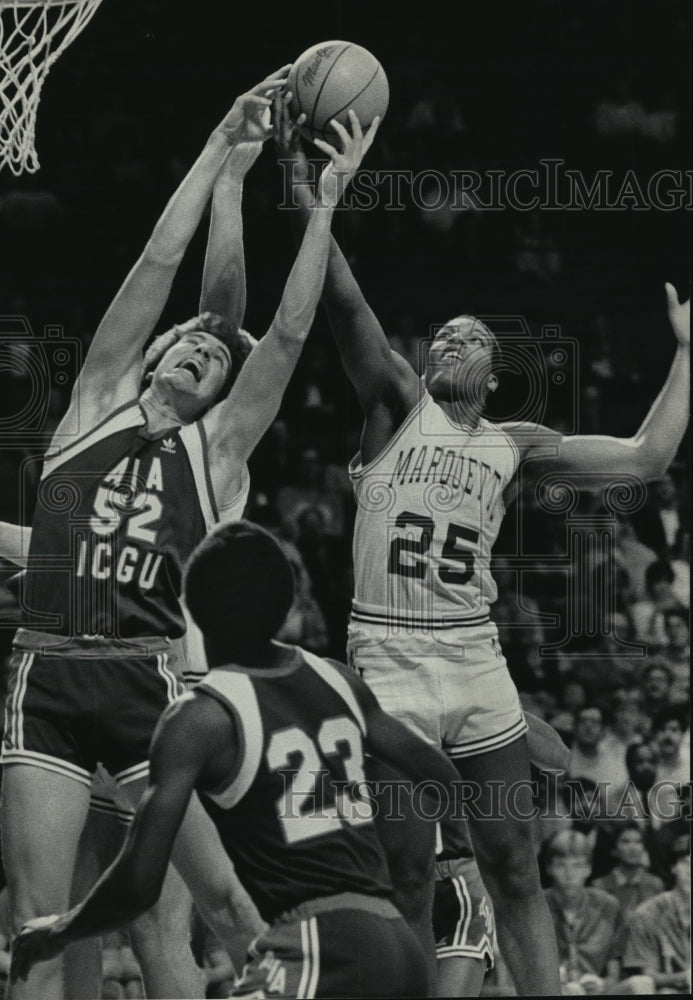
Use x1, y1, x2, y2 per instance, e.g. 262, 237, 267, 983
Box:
194, 685, 245, 799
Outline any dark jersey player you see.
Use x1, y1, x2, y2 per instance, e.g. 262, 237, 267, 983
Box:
1, 71, 380, 1000
8, 520, 475, 999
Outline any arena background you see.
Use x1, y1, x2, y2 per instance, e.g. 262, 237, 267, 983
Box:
0, 1, 689, 993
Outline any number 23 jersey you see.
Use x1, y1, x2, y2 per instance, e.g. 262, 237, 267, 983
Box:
349, 393, 519, 628
196, 648, 392, 923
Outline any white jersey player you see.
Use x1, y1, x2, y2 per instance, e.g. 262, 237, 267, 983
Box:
277, 101, 690, 998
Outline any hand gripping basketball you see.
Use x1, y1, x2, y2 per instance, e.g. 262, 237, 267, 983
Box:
315, 110, 380, 209
272, 89, 310, 183
215, 65, 292, 147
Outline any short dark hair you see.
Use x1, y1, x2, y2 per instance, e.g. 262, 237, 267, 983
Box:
651, 701, 689, 735
184, 519, 295, 655
611, 820, 644, 848
642, 659, 673, 685
140, 312, 256, 406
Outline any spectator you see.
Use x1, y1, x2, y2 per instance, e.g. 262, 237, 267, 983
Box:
650, 704, 689, 823
632, 475, 683, 561
568, 705, 629, 813
295, 505, 352, 658
662, 609, 690, 702
620, 835, 691, 994
592, 822, 664, 917
614, 515, 657, 602
640, 660, 674, 718
272, 531, 329, 655
631, 560, 685, 648
276, 446, 347, 539
544, 830, 624, 989
547, 678, 588, 743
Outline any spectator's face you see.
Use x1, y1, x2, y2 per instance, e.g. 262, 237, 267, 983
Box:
548, 855, 591, 891
644, 668, 671, 701
627, 744, 657, 788
614, 829, 645, 866
656, 720, 684, 757
665, 616, 689, 648
612, 693, 642, 731
563, 682, 586, 713
651, 580, 674, 604
575, 708, 603, 747
672, 853, 690, 891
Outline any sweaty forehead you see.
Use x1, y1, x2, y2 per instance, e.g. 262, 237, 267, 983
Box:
437, 317, 494, 343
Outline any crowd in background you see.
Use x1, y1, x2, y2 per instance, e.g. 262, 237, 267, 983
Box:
0, 0, 689, 994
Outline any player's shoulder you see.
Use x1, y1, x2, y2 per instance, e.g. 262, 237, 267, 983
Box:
321, 655, 376, 712
157, 687, 235, 746
499, 420, 563, 461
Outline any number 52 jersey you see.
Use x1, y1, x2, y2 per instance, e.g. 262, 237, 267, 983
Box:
349, 393, 520, 629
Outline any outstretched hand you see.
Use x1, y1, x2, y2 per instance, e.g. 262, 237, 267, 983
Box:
215, 65, 291, 152
665, 282, 690, 347
272, 89, 309, 183
314, 110, 380, 209
11, 914, 67, 984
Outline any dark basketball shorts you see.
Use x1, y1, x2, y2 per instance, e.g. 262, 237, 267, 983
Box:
433, 856, 496, 967
1, 629, 184, 788
231, 893, 429, 999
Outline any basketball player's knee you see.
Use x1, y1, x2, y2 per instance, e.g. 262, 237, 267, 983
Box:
480, 833, 540, 899
129, 899, 191, 956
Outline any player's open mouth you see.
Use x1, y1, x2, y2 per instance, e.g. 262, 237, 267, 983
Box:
176, 359, 203, 382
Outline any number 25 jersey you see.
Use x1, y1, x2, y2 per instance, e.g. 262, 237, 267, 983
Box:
349, 393, 519, 628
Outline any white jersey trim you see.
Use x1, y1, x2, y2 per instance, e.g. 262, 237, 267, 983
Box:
41, 402, 144, 479
179, 423, 218, 533
302, 650, 367, 734
198, 670, 264, 809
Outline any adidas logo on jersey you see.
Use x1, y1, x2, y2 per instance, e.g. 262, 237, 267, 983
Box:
160, 438, 177, 454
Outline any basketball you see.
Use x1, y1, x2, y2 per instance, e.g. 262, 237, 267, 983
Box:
287, 41, 389, 145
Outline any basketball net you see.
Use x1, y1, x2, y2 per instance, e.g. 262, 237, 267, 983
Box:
0, 0, 104, 175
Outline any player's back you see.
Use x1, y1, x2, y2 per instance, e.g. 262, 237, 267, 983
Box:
195, 646, 392, 922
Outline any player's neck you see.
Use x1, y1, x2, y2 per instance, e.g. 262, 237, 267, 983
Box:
205, 640, 294, 671
140, 386, 194, 433
435, 397, 483, 430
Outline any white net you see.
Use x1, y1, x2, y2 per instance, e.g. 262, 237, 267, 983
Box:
0, 0, 104, 175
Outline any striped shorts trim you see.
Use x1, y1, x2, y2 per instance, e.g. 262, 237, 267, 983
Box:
446, 714, 528, 759
436, 874, 495, 963
297, 917, 320, 999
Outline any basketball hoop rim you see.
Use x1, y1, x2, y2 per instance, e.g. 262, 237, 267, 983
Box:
0, 0, 96, 7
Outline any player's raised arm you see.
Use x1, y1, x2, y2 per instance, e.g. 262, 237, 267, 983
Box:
198, 71, 291, 327
9, 694, 234, 983
203, 112, 379, 494
273, 95, 419, 418
509, 284, 690, 487
69, 70, 289, 416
